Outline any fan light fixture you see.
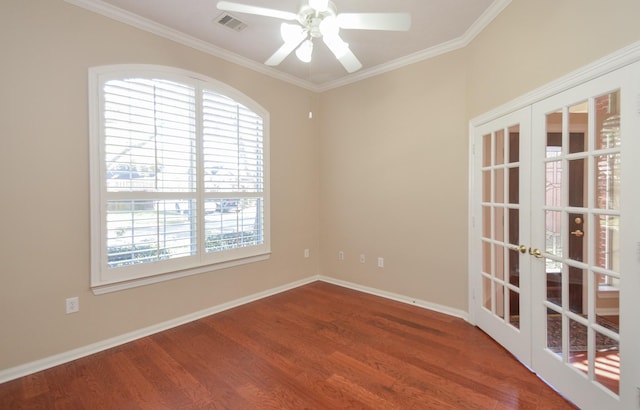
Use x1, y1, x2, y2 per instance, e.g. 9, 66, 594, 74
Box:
281, 23, 313, 63
216, 1, 411, 73
289, 2, 345, 64
295, 39, 313, 62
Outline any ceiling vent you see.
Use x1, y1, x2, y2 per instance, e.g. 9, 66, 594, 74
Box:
215, 12, 248, 32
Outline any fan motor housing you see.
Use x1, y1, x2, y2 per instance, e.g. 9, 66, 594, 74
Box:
297, 1, 337, 37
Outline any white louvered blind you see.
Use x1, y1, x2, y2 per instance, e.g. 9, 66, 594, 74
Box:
104, 79, 196, 193
92, 66, 269, 290
203, 91, 263, 193
202, 91, 264, 253
103, 78, 197, 270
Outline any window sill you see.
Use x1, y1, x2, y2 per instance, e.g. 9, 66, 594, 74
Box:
91, 252, 271, 295
597, 285, 620, 299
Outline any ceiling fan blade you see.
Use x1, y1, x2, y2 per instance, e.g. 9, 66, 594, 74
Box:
216, 1, 298, 21
336, 13, 411, 31
322, 35, 362, 73
336, 48, 363, 73
265, 33, 307, 66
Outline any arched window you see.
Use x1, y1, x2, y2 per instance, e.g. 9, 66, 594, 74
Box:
89, 65, 270, 293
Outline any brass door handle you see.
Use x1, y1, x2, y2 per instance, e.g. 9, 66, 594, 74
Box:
508, 245, 527, 254
529, 247, 543, 258
571, 229, 584, 237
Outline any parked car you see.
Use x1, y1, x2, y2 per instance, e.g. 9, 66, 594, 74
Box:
218, 200, 239, 213
107, 164, 141, 179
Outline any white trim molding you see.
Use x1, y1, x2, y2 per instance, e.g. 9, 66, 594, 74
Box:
0, 275, 468, 383
318, 276, 469, 322
65, 0, 511, 93
468, 40, 640, 324
470, 40, 640, 127
0, 277, 318, 384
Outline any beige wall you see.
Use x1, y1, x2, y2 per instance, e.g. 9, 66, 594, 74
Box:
0, 1, 319, 371
318, 50, 470, 309
2, 0, 640, 374
466, 0, 640, 117
318, 0, 640, 310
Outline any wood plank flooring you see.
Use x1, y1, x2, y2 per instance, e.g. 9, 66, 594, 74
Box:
0, 281, 576, 409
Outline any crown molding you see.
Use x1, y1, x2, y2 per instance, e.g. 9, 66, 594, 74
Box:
316, 36, 468, 92
65, 0, 511, 93
317, 0, 512, 91
463, 0, 512, 46
65, 0, 320, 91
470, 39, 640, 126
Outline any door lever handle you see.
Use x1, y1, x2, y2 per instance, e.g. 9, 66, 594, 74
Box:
571, 229, 584, 237
528, 247, 543, 258
508, 244, 528, 254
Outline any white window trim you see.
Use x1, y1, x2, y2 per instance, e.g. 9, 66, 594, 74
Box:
89, 64, 270, 294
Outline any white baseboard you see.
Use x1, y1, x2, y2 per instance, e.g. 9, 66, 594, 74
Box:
0, 276, 318, 384
318, 275, 469, 322
0, 274, 467, 384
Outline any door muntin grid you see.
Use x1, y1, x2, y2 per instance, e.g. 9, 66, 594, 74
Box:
541, 90, 621, 396
481, 125, 522, 329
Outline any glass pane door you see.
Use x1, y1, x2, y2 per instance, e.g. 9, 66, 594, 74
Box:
543, 92, 620, 391
473, 58, 640, 410
530, 63, 640, 409
473, 107, 531, 365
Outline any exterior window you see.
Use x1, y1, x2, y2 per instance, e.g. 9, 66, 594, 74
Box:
89, 65, 269, 292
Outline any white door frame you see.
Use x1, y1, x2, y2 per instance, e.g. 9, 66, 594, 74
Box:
469, 107, 532, 366
529, 62, 639, 409
468, 42, 640, 409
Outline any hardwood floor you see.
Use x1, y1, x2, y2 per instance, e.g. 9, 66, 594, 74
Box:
0, 281, 576, 409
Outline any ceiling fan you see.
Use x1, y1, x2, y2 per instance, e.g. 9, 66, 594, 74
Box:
216, 0, 411, 73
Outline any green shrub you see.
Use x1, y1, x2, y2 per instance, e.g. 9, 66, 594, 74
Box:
206, 231, 258, 251
108, 244, 169, 267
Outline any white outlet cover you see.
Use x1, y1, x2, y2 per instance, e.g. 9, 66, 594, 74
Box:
66, 297, 79, 314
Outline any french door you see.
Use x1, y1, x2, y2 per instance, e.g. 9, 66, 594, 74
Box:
471, 61, 640, 409
471, 107, 532, 366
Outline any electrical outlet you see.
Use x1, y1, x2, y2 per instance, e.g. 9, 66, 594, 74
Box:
304, 248, 310, 258
66, 297, 79, 314
377, 257, 384, 268
338, 250, 344, 261
360, 254, 365, 263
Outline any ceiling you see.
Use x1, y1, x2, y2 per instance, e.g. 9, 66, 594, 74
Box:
67, 0, 511, 91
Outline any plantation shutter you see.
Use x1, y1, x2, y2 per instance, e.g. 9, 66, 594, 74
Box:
102, 78, 198, 269
202, 90, 264, 193
103, 78, 197, 193
201, 90, 265, 252
90, 65, 269, 291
